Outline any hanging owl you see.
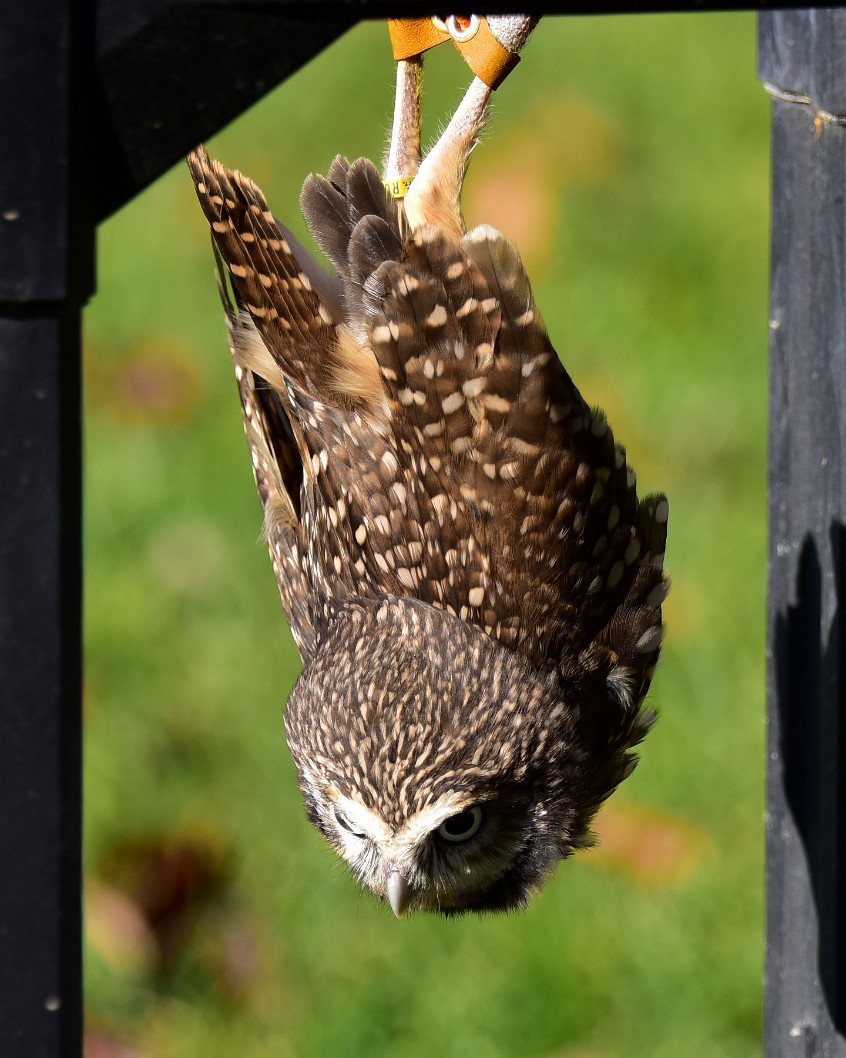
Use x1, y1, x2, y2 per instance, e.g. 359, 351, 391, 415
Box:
188, 15, 668, 917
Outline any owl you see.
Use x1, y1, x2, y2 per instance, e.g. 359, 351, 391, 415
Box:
188, 15, 668, 917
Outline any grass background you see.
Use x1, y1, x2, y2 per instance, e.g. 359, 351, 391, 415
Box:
83, 13, 770, 1058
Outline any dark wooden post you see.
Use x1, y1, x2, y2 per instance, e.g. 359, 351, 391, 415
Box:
759, 9, 846, 1056
8, 5, 837, 1056
0, 2, 351, 1054
0, 0, 90, 1053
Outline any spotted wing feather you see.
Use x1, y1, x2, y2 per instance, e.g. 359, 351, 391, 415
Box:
190, 148, 667, 711
188, 148, 348, 657
356, 221, 667, 688
190, 150, 411, 654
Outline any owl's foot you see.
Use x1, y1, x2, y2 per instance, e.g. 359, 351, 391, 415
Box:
393, 15, 538, 237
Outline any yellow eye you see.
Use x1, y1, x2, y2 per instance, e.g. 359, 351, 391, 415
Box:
437, 806, 483, 843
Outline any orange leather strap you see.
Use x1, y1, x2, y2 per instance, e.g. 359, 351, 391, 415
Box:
388, 17, 448, 60
454, 19, 520, 90
387, 17, 521, 90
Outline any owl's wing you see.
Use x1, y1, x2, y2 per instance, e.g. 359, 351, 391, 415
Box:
204, 246, 316, 657
191, 147, 667, 693
458, 225, 668, 691
339, 215, 668, 680
188, 147, 369, 659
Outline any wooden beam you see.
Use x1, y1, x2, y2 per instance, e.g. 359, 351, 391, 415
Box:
759, 10, 846, 1056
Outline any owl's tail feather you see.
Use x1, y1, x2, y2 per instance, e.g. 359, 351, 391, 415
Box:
301, 157, 404, 337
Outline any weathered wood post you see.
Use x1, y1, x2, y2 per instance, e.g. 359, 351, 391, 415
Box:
0, 0, 89, 1053
759, 9, 846, 1056
7, 6, 840, 1056
0, 3, 350, 1054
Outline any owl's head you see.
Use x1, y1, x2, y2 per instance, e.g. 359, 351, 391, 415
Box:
284, 596, 654, 916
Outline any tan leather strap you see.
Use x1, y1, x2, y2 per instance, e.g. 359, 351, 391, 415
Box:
454, 19, 520, 90
387, 17, 521, 90
388, 17, 448, 60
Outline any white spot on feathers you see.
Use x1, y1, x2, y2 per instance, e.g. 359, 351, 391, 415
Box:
645, 581, 669, 608
442, 392, 464, 415
635, 626, 665, 654
624, 539, 641, 564
397, 567, 416, 589
607, 562, 624, 589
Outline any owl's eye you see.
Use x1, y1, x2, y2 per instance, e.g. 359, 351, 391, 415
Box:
437, 806, 483, 843
334, 808, 368, 839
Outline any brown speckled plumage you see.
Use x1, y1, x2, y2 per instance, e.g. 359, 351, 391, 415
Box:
187, 15, 668, 916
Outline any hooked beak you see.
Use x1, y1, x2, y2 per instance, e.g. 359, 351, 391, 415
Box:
386, 868, 413, 919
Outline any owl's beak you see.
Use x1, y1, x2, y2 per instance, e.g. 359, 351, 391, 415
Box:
386, 868, 413, 918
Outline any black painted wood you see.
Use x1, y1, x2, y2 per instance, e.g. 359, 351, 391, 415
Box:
0, 2, 349, 1055
0, 0, 88, 1053
91, 2, 791, 220
760, 9, 846, 1057
2, 3, 834, 1055
92, 2, 354, 219
0, 313, 84, 1058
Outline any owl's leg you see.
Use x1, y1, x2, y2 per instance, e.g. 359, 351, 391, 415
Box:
403, 75, 491, 237
402, 15, 537, 237
383, 56, 423, 193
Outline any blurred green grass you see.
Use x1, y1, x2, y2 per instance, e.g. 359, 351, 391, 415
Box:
83, 14, 769, 1058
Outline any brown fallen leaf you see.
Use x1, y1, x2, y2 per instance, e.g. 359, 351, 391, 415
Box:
467, 91, 622, 273
86, 341, 202, 425
85, 881, 158, 975
92, 830, 229, 974
590, 800, 710, 887
84, 1025, 150, 1058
